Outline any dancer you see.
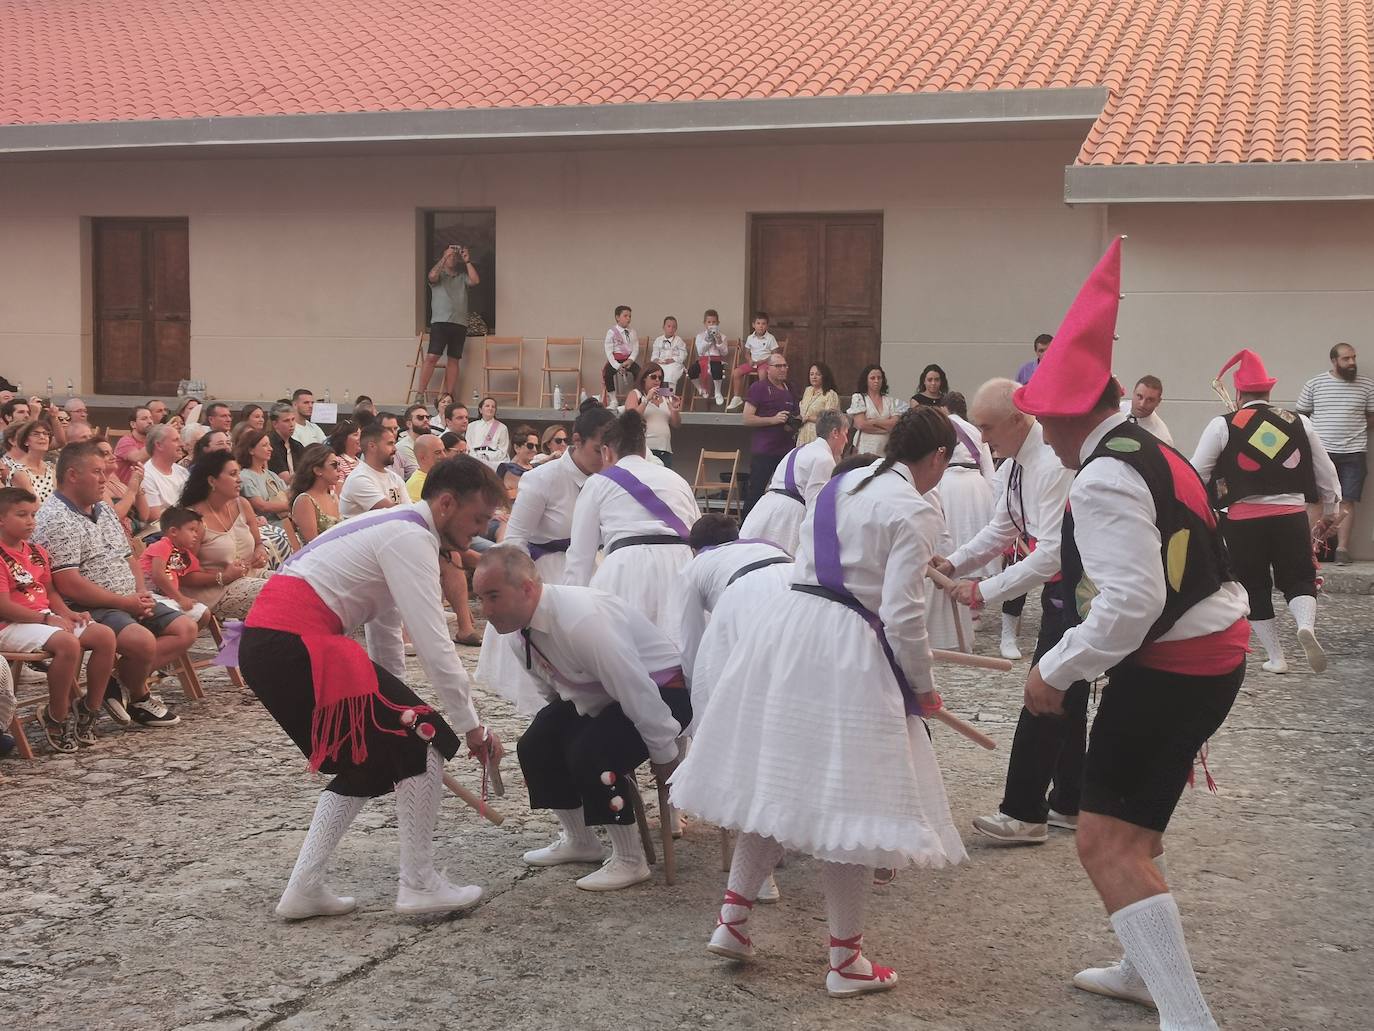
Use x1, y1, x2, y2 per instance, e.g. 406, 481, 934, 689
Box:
563, 410, 700, 636
738, 409, 849, 556
1016, 238, 1249, 1029
473, 547, 690, 891
1192, 349, 1340, 674
672, 407, 967, 999
229, 457, 508, 920
933, 377, 1080, 843
476, 403, 617, 716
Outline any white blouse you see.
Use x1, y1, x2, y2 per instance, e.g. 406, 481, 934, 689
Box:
848, 392, 899, 455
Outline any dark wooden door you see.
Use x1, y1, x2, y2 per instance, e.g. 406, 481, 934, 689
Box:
94, 219, 190, 394
748, 214, 882, 398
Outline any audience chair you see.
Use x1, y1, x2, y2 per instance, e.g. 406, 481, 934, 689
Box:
3, 651, 56, 760
406, 330, 435, 405
187, 616, 246, 691
149, 653, 204, 702
691, 449, 742, 517
540, 337, 584, 408
482, 336, 524, 406
624, 771, 677, 886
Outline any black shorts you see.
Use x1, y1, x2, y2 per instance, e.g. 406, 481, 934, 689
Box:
1081, 659, 1244, 832
427, 321, 468, 359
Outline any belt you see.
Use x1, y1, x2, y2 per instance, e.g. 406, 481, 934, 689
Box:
767, 487, 804, 503
605, 533, 687, 555
948, 462, 979, 470
726, 555, 791, 587
528, 539, 571, 562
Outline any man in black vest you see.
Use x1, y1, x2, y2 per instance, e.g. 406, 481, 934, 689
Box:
1191, 349, 1341, 675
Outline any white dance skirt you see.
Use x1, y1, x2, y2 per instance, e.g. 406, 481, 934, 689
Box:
924, 579, 973, 652
590, 541, 693, 647
941, 466, 997, 578
688, 562, 793, 733
476, 552, 566, 716
739, 492, 805, 557
670, 590, 968, 870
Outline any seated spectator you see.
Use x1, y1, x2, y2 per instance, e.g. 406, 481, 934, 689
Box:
396, 403, 433, 475
326, 419, 361, 478
440, 430, 467, 458
288, 444, 342, 543
465, 396, 509, 471
291, 388, 327, 446
511, 424, 541, 471
140, 423, 189, 525
407, 434, 444, 501
34, 441, 192, 728
180, 451, 273, 619
339, 424, 409, 516
0, 485, 119, 752
192, 429, 231, 463
234, 403, 266, 440
650, 316, 689, 392
602, 304, 641, 406
3, 421, 57, 504
139, 507, 212, 629
202, 401, 233, 438
267, 403, 304, 478
624, 364, 681, 467
146, 399, 169, 425
64, 421, 94, 446
63, 397, 89, 426
495, 461, 527, 507
352, 394, 377, 419
443, 400, 470, 437
114, 406, 154, 484
174, 397, 201, 428
377, 411, 412, 479
236, 429, 292, 527
726, 311, 781, 411
95, 437, 147, 532
534, 424, 568, 466
0, 398, 31, 429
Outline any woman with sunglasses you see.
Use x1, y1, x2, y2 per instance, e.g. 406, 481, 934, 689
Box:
534, 424, 568, 466
624, 362, 682, 467
511, 424, 540, 471
289, 443, 343, 543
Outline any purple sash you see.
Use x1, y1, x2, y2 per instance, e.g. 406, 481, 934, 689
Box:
598, 464, 690, 539
811, 476, 926, 718
950, 421, 981, 466
528, 538, 571, 562
480, 420, 501, 448
776, 446, 803, 502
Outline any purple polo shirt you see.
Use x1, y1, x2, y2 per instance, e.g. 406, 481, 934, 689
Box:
746, 379, 799, 456
1015, 358, 1040, 385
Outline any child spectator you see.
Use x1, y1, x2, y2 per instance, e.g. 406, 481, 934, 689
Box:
650, 316, 689, 393
726, 311, 781, 410
601, 304, 641, 406
694, 309, 729, 406
0, 486, 118, 752
139, 507, 212, 629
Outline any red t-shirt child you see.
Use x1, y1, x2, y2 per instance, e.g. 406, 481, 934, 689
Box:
139, 537, 201, 594
0, 539, 53, 621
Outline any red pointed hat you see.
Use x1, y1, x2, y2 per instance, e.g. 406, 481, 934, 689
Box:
1217, 348, 1277, 394
1014, 238, 1122, 418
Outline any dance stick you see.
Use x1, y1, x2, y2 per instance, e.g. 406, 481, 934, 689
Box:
949, 590, 970, 653
926, 566, 976, 652
926, 565, 960, 592
443, 772, 505, 826
930, 709, 997, 751
656, 781, 678, 885
931, 648, 1014, 672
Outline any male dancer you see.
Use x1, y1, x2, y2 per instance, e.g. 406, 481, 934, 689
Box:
1192, 349, 1340, 673
1018, 239, 1249, 1029
229, 457, 508, 919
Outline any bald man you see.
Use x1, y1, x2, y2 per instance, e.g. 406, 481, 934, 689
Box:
407, 433, 445, 502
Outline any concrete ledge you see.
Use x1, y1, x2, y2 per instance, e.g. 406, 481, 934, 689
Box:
1321, 563, 1374, 595
1065, 161, 1374, 203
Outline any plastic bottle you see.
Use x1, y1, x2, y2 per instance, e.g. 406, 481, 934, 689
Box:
324, 386, 332, 403
46, 377, 54, 397
343, 389, 351, 407
552, 385, 562, 410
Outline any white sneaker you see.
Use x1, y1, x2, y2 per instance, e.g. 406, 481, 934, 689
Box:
713, 390, 724, 405
725, 396, 744, 411
1047, 809, 1078, 831
971, 812, 1048, 844
1262, 656, 1289, 674
756, 873, 780, 904
395, 875, 483, 916
522, 833, 605, 867
575, 855, 651, 891
707, 919, 755, 961
999, 635, 1022, 661
1297, 627, 1327, 673
276, 883, 357, 920
1072, 963, 1157, 1009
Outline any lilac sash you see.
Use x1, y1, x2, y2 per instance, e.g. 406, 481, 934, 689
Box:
598, 465, 690, 539
811, 476, 924, 718
612, 326, 632, 360
950, 421, 981, 466
774, 446, 803, 502
528, 538, 571, 562
480, 420, 501, 448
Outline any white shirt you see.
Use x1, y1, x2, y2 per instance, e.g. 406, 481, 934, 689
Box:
465, 419, 510, 471
282, 502, 480, 731
793, 461, 941, 695
695, 328, 728, 359
651, 335, 688, 368
603, 325, 639, 366
744, 332, 778, 363
947, 420, 1073, 606
1190, 402, 1341, 508
293, 419, 327, 447
1038, 412, 1250, 690
1119, 399, 1173, 445
564, 455, 701, 586
675, 541, 791, 675
339, 461, 410, 517
394, 431, 425, 475
507, 584, 684, 762
948, 412, 996, 475
141, 459, 188, 511
847, 392, 899, 455
503, 448, 590, 553
764, 437, 835, 504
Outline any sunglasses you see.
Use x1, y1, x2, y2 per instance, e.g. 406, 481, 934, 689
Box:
552, 437, 567, 445
518, 441, 538, 449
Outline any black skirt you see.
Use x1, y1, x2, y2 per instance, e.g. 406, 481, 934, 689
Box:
239, 627, 460, 797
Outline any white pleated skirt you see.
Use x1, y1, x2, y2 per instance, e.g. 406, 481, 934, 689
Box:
476, 552, 566, 715
670, 590, 968, 870
738, 492, 805, 556
924, 579, 974, 651
941, 466, 998, 578
590, 541, 693, 647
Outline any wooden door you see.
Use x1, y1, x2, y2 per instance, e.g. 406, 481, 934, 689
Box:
748, 214, 882, 399
94, 219, 190, 394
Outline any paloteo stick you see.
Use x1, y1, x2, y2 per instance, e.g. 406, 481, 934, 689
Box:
443, 772, 504, 825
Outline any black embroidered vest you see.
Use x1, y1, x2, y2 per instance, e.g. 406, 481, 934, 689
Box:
1207, 403, 1317, 508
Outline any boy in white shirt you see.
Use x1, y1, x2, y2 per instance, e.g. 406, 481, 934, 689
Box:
601, 305, 640, 406
650, 316, 689, 394
693, 309, 729, 406
725, 311, 781, 411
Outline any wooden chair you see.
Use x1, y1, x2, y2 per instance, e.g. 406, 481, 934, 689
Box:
188, 615, 246, 691
482, 336, 524, 406
692, 449, 743, 517
149, 652, 204, 702
624, 771, 677, 886
405, 330, 449, 405
541, 337, 584, 409
4, 651, 55, 760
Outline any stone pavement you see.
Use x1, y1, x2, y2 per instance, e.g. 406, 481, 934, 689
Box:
2, 596, 1370, 1030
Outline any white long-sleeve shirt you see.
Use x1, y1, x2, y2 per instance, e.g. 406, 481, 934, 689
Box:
604, 325, 640, 366
793, 461, 941, 695
502, 448, 589, 554
466, 418, 510, 471
675, 540, 792, 674
946, 420, 1072, 606
1119, 399, 1173, 445
564, 455, 701, 586
1190, 402, 1341, 509
509, 584, 685, 762
651, 335, 688, 368
764, 437, 836, 503
694, 329, 729, 359
280, 502, 480, 732
1037, 413, 1250, 690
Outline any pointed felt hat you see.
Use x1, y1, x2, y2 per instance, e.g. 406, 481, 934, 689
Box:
1014, 238, 1122, 418
1217, 348, 1277, 394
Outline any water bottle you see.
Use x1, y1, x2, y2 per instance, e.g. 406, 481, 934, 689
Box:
46, 376, 54, 397
324, 385, 332, 403
552, 385, 562, 410
579, 389, 588, 405
471, 390, 479, 407
65, 378, 74, 400
343, 389, 351, 407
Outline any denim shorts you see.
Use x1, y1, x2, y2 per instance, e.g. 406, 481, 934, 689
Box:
84, 602, 185, 636
1329, 451, 1367, 502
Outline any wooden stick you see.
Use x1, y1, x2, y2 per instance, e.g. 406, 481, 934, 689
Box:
949, 590, 970, 653
443, 772, 504, 826
931, 648, 1014, 672
931, 709, 997, 750
926, 566, 959, 592
656, 782, 678, 886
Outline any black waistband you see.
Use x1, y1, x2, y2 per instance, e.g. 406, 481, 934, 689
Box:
605, 533, 688, 555
790, 583, 849, 605
948, 462, 979, 470
767, 487, 804, 503
726, 555, 791, 587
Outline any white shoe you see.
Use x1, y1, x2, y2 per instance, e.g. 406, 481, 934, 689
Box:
971, 812, 1048, 844
276, 883, 357, 920
707, 919, 755, 961
1072, 963, 1157, 1009
826, 943, 899, 999
575, 855, 651, 891
522, 833, 605, 867
1297, 627, 1327, 673
395, 875, 483, 916
713, 390, 724, 405
756, 873, 780, 904
999, 636, 1022, 661
1262, 657, 1289, 674
1047, 809, 1078, 831
725, 396, 744, 411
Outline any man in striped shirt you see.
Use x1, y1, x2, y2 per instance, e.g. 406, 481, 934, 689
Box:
1296, 342, 1374, 563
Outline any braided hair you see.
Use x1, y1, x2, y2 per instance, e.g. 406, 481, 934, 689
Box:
850, 405, 955, 493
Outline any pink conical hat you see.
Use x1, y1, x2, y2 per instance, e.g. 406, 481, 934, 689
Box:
1014, 238, 1122, 418
1217, 348, 1277, 394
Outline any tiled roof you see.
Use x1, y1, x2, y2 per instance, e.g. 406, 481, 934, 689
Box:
2, 0, 1371, 165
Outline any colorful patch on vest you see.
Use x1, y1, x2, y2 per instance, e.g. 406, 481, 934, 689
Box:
1248, 423, 1289, 460
1105, 436, 1141, 453
1166, 528, 1190, 592
1274, 408, 1296, 423
1230, 407, 1258, 429
1283, 449, 1303, 469
1236, 453, 1262, 472
1161, 447, 1217, 528
1075, 575, 1098, 620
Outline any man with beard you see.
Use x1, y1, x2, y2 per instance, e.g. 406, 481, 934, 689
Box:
1297, 343, 1374, 563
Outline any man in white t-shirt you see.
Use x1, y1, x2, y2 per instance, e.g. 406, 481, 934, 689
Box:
291, 389, 327, 447
340, 425, 410, 517
140, 423, 189, 524
725, 311, 782, 411
1120, 375, 1172, 445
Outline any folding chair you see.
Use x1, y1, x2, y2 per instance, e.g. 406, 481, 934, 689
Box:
541, 337, 584, 409
692, 449, 742, 517
624, 770, 677, 886
149, 652, 204, 702
406, 331, 433, 405
686, 340, 737, 411
4, 651, 54, 760
482, 336, 524, 406
188, 616, 246, 691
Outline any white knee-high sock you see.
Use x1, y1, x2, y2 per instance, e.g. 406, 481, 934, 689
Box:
396, 747, 446, 891
1116, 853, 1169, 982
718, 833, 783, 928
822, 861, 874, 975
555, 807, 599, 848
1001, 612, 1019, 641
1287, 594, 1317, 631
1251, 618, 1284, 662
1111, 893, 1217, 1030
606, 822, 646, 864
286, 791, 366, 891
